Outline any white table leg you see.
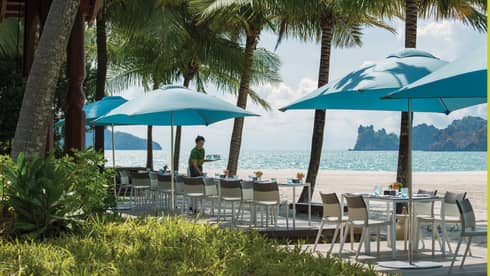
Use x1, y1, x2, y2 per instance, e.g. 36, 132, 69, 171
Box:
292, 186, 296, 229
308, 183, 311, 227
391, 200, 397, 259
441, 200, 446, 256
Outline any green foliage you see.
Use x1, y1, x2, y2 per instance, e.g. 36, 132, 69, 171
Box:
0, 150, 115, 239
0, 217, 376, 275
3, 153, 83, 239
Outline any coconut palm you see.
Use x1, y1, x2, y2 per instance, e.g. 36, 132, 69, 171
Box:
94, 1, 108, 153
193, 0, 283, 176
395, 0, 486, 185
11, 0, 80, 158
107, 0, 279, 170
244, 0, 397, 202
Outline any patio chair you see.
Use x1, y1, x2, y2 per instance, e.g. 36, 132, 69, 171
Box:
313, 193, 349, 254
240, 181, 255, 226
253, 182, 288, 228
411, 189, 438, 254
219, 179, 242, 225
183, 177, 206, 214
129, 172, 151, 207
117, 170, 133, 199
340, 195, 390, 260
203, 178, 219, 216
449, 198, 487, 273
156, 174, 173, 210
417, 191, 466, 255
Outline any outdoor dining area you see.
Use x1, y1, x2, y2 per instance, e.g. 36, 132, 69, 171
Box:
84, 46, 487, 273
112, 167, 486, 274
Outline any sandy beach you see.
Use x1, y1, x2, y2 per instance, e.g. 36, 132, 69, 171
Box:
207, 169, 488, 221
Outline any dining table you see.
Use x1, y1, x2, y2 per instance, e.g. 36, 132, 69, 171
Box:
341, 193, 445, 259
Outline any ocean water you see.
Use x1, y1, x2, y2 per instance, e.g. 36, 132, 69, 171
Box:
105, 150, 487, 172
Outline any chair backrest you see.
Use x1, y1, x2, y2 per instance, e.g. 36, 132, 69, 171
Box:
149, 172, 159, 189
157, 174, 172, 191
344, 195, 368, 223
444, 191, 466, 217
414, 189, 437, 216
220, 179, 242, 199
320, 193, 342, 219
183, 177, 205, 194
456, 198, 476, 231
240, 181, 254, 202
119, 170, 130, 186
130, 172, 150, 187
203, 178, 218, 197
253, 182, 279, 203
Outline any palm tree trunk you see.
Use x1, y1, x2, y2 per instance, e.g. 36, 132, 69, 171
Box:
94, 4, 107, 153
173, 75, 192, 172
396, 0, 418, 185
298, 15, 333, 203
226, 31, 259, 176
146, 125, 153, 170
11, 0, 80, 159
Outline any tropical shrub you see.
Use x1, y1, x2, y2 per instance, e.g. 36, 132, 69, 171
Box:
0, 150, 114, 238
3, 153, 83, 239
0, 217, 376, 275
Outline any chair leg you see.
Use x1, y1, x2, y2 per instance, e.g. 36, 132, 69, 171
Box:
329, 223, 341, 254
339, 224, 349, 255
460, 237, 472, 269
376, 225, 380, 256
313, 220, 325, 251
285, 205, 289, 229
350, 226, 354, 251
265, 207, 269, 228
356, 227, 366, 260
445, 229, 453, 254
449, 237, 463, 274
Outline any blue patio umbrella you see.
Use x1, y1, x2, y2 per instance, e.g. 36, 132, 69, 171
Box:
280, 49, 486, 267
55, 96, 128, 127
93, 85, 258, 209
381, 47, 487, 267
384, 46, 487, 100
280, 49, 462, 113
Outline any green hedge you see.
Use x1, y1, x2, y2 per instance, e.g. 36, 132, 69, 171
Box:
0, 217, 376, 275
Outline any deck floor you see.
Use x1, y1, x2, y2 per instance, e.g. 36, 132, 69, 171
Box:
115, 200, 487, 275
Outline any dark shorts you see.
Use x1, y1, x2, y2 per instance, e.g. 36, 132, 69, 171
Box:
189, 165, 203, 177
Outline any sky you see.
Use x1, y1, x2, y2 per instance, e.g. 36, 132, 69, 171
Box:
113, 18, 487, 155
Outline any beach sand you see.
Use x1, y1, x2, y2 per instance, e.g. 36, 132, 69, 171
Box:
207, 169, 488, 222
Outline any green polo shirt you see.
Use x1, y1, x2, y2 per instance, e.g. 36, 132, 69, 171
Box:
189, 147, 205, 167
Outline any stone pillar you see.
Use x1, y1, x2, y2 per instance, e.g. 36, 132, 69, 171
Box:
64, 9, 86, 154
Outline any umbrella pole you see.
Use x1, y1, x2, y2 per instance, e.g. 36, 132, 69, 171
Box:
407, 99, 414, 264
170, 113, 175, 210
111, 124, 117, 198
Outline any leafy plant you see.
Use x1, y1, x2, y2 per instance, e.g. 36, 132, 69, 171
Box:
0, 217, 376, 275
3, 153, 83, 239
69, 150, 116, 215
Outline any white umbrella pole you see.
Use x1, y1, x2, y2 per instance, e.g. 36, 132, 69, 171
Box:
170, 113, 175, 210
111, 124, 117, 198
407, 99, 414, 264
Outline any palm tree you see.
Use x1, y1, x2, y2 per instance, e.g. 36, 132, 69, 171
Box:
94, 1, 108, 153
11, 0, 80, 158
396, 0, 486, 185
108, 0, 279, 170
194, 0, 281, 176
262, 0, 397, 202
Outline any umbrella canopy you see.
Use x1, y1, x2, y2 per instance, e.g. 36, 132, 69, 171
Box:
384, 46, 487, 101
279, 49, 476, 113
55, 96, 128, 127
93, 86, 258, 126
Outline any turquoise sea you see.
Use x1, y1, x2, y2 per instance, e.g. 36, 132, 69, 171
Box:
105, 150, 487, 172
